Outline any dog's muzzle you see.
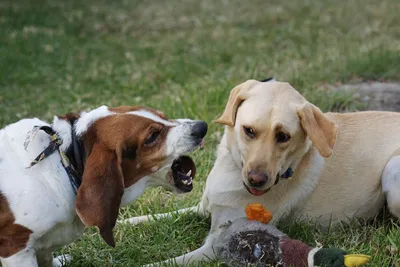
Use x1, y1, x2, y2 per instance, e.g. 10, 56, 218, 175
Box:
244, 167, 294, 196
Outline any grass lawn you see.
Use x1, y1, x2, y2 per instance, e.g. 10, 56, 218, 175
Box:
1, 0, 400, 266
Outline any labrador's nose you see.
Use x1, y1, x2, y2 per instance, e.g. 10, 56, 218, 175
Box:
191, 121, 208, 139
248, 170, 268, 187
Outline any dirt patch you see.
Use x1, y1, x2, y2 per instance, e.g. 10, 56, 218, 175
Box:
333, 82, 400, 112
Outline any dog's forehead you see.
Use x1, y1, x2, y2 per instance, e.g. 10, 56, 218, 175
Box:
110, 106, 167, 118
237, 83, 304, 131
249, 82, 303, 100
125, 110, 177, 127
75, 105, 175, 136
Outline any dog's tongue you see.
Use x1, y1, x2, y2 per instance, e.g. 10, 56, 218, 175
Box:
249, 187, 266, 196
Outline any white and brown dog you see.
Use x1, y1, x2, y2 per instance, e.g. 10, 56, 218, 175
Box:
127, 80, 400, 266
0, 105, 207, 267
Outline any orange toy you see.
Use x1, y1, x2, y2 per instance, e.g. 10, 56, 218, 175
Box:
245, 203, 273, 224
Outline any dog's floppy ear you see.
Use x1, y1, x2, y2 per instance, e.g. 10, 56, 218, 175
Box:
75, 143, 125, 247
297, 103, 337, 157
215, 79, 260, 126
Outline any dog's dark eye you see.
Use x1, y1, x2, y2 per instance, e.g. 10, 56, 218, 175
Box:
144, 131, 160, 145
243, 126, 256, 138
276, 132, 290, 143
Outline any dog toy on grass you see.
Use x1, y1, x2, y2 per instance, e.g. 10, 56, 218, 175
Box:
214, 203, 371, 267
245, 203, 273, 224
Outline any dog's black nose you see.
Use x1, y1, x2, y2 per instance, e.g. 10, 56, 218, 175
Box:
248, 171, 268, 187
191, 121, 208, 139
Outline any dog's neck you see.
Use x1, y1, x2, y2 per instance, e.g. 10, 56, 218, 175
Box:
52, 115, 86, 190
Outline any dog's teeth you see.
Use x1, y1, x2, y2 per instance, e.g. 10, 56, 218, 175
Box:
188, 180, 192, 185
186, 170, 192, 176
182, 180, 188, 185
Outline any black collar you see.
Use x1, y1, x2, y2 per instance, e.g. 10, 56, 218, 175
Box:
274, 167, 294, 185
63, 119, 85, 193
25, 120, 85, 194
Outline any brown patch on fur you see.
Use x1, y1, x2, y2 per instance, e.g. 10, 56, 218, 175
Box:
75, 106, 173, 246
75, 145, 124, 247
58, 112, 80, 123
0, 193, 33, 258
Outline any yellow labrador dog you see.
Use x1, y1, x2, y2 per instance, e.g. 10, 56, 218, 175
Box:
125, 80, 400, 266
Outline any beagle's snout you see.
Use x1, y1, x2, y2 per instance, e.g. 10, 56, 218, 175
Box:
248, 170, 268, 187
191, 121, 208, 139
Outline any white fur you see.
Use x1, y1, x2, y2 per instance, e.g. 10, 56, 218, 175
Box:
127, 110, 177, 127
52, 116, 72, 152
165, 122, 198, 157
0, 118, 84, 267
0, 106, 205, 267
74, 105, 114, 136
382, 155, 400, 218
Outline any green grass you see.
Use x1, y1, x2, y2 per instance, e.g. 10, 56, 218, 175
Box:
1, 0, 400, 266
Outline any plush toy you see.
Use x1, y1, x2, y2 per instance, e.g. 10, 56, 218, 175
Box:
214, 204, 371, 267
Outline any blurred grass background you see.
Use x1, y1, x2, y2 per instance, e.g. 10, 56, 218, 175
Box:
0, 0, 399, 266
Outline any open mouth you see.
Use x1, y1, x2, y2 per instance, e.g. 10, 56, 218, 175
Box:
171, 155, 196, 192
243, 182, 270, 196
244, 168, 294, 196
169, 137, 205, 193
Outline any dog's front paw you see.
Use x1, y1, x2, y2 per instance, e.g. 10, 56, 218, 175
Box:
52, 254, 72, 267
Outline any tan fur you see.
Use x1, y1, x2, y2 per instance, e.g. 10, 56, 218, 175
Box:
126, 81, 400, 266
216, 80, 400, 221
215, 79, 259, 126
297, 103, 337, 157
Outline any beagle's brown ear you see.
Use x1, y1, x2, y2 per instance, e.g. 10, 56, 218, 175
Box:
215, 79, 260, 126
297, 103, 338, 157
75, 143, 124, 247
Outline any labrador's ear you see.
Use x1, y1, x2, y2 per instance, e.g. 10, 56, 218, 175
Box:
75, 143, 124, 247
297, 103, 337, 157
215, 80, 260, 127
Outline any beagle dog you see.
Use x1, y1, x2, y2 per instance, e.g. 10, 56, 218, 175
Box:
0, 105, 207, 267
126, 80, 400, 266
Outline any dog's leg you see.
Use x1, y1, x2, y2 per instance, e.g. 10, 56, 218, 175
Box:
36, 250, 71, 267
120, 205, 205, 225
382, 155, 400, 218
143, 235, 216, 267
1, 248, 39, 267
52, 254, 72, 267
37, 250, 54, 267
